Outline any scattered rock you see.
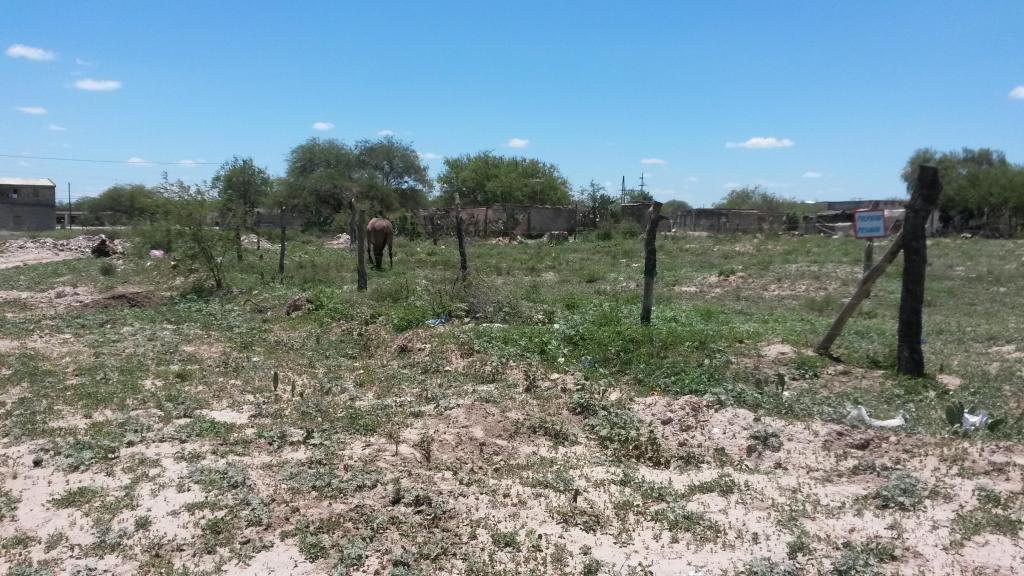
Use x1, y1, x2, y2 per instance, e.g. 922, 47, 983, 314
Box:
325, 233, 352, 249
285, 294, 307, 316
32, 454, 44, 468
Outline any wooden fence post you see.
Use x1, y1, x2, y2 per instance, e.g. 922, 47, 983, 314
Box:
455, 199, 469, 281
863, 239, 874, 274
897, 164, 943, 377
348, 199, 358, 253
277, 206, 286, 281
356, 207, 367, 291
640, 202, 666, 325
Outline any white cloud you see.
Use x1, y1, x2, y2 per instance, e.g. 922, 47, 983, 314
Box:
802, 171, 823, 178
640, 158, 667, 165
506, 137, 529, 149
126, 157, 149, 165
74, 78, 121, 91
725, 137, 794, 149
15, 106, 47, 115
418, 152, 441, 160
312, 121, 334, 131
48, 124, 66, 132
178, 159, 198, 166
5, 44, 56, 61
75, 57, 94, 66
1010, 86, 1024, 100
377, 129, 395, 137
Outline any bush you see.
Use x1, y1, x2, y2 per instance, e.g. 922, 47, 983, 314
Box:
98, 261, 116, 277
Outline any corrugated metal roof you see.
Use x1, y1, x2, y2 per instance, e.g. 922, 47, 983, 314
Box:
0, 177, 56, 186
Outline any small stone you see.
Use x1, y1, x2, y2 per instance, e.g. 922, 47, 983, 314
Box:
32, 454, 44, 468
660, 415, 674, 426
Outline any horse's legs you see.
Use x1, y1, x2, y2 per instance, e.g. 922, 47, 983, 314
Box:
366, 241, 374, 267
388, 235, 393, 269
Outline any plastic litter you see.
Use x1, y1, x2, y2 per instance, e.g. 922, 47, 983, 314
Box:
149, 249, 166, 259
845, 405, 908, 428
425, 315, 449, 327
961, 409, 989, 430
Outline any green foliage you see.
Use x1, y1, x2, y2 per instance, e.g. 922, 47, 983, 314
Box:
715, 185, 816, 216
156, 175, 233, 290
902, 147, 1024, 229
97, 261, 116, 277
742, 557, 798, 576
212, 156, 273, 233
831, 539, 897, 576
283, 136, 430, 229
76, 184, 166, 226
873, 472, 925, 511
569, 383, 669, 466
0, 488, 19, 520
436, 151, 571, 206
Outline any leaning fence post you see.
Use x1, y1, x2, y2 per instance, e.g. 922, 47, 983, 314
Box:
356, 207, 367, 291
277, 205, 286, 281
897, 164, 943, 377
640, 202, 666, 325
815, 234, 904, 356
863, 239, 874, 274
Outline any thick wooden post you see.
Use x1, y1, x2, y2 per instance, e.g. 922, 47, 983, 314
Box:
816, 234, 904, 355
640, 202, 665, 325
863, 239, 874, 274
897, 165, 942, 377
356, 208, 367, 291
277, 206, 286, 281
455, 199, 469, 281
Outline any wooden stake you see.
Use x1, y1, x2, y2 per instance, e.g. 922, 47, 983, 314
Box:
455, 199, 469, 281
356, 207, 367, 291
816, 233, 904, 356
863, 239, 874, 275
897, 164, 943, 377
640, 202, 666, 325
348, 199, 358, 253
277, 206, 286, 281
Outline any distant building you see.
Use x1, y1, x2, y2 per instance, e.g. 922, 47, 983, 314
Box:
0, 178, 56, 231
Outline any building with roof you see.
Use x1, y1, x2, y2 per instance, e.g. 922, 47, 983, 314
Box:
0, 178, 56, 231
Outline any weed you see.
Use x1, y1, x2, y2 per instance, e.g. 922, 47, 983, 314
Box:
746, 424, 783, 457
830, 539, 897, 576
0, 487, 19, 520
489, 529, 520, 551
873, 472, 926, 511
743, 557, 798, 576
569, 383, 669, 467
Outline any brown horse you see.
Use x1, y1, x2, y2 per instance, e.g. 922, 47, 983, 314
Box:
366, 217, 394, 269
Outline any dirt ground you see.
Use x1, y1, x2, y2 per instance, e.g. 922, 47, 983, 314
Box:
0, 236, 122, 270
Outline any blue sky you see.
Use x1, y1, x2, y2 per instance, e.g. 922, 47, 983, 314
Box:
3, 1, 1022, 206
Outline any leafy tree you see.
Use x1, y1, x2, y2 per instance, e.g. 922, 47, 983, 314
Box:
156, 175, 232, 290
212, 157, 272, 258
624, 189, 654, 203
284, 138, 363, 229
355, 136, 431, 210
715, 186, 814, 215
576, 180, 619, 224
77, 184, 165, 225
436, 152, 571, 206
283, 136, 431, 229
212, 157, 272, 228
661, 199, 691, 214
901, 148, 1024, 229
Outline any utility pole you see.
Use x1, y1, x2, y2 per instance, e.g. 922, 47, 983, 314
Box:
620, 176, 626, 204
67, 182, 72, 231
638, 173, 646, 194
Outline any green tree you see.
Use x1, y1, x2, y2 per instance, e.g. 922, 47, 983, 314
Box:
355, 135, 431, 210
624, 189, 654, 203
77, 184, 165, 225
715, 186, 813, 215
661, 199, 691, 214
901, 148, 1023, 229
576, 180, 619, 224
156, 175, 232, 290
212, 157, 272, 258
436, 152, 571, 206
284, 136, 431, 229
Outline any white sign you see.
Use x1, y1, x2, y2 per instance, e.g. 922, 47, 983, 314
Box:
854, 210, 887, 239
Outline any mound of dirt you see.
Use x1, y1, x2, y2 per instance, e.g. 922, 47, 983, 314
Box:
77, 290, 161, 310
0, 235, 126, 269
325, 233, 352, 248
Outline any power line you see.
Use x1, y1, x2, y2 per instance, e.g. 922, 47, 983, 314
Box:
0, 153, 219, 166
